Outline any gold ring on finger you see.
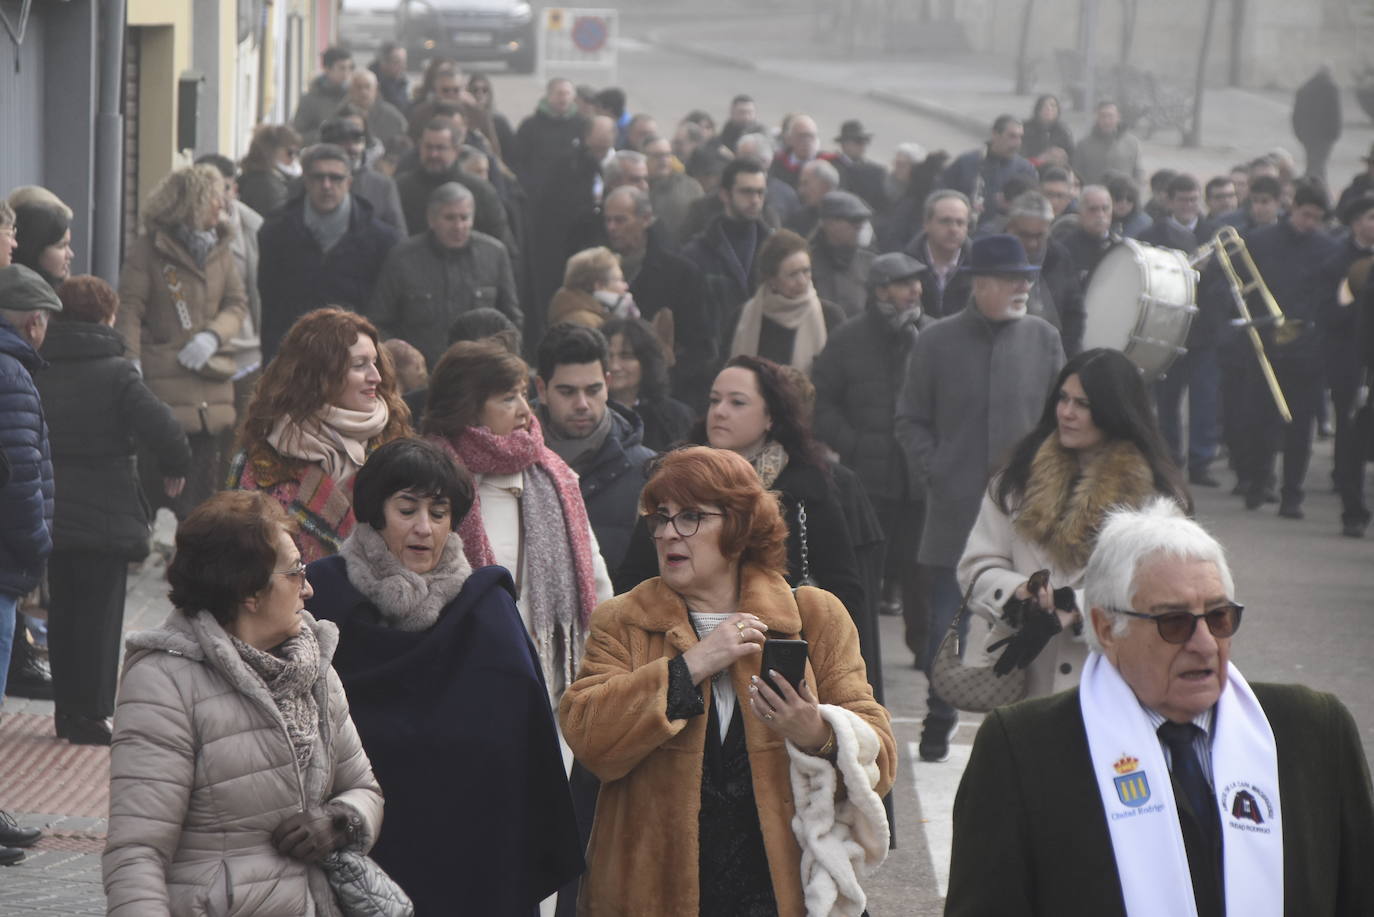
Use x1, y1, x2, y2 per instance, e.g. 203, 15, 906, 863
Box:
764, 712, 774, 721
736, 621, 746, 632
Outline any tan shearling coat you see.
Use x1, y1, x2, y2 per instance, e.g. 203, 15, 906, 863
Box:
559, 565, 896, 916
103, 610, 383, 917
115, 227, 248, 435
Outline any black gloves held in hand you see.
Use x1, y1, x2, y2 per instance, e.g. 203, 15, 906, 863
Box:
271, 803, 354, 863
989, 604, 1063, 676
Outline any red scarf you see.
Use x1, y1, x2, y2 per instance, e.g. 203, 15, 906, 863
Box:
430, 415, 600, 625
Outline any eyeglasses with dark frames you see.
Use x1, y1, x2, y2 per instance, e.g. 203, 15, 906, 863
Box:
646, 509, 725, 539
1112, 603, 1244, 644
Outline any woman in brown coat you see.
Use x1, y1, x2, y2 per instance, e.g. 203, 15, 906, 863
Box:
116, 164, 248, 516
103, 491, 384, 917
559, 446, 895, 917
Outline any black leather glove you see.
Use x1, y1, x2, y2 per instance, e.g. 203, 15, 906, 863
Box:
271, 806, 348, 863
988, 604, 1063, 676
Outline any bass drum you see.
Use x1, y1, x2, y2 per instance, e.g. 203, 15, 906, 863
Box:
1082, 239, 1198, 379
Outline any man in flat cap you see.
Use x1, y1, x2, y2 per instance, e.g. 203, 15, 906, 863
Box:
895, 235, 1064, 759
833, 119, 889, 214
0, 264, 60, 862
810, 190, 875, 319
814, 251, 935, 655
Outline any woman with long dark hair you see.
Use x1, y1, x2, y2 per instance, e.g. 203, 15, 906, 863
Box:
616, 355, 866, 630
1022, 94, 1074, 161
957, 348, 1192, 698
602, 316, 693, 451
237, 124, 303, 218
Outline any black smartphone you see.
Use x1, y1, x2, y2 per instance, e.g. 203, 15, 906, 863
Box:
760, 639, 809, 696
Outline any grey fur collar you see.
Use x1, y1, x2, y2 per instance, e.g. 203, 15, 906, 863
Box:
338, 523, 472, 631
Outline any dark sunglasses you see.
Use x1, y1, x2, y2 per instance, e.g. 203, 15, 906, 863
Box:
647, 509, 724, 539
1114, 604, 1244, 644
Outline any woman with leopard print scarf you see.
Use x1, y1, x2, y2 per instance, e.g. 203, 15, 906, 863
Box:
957, 349, 1193, 699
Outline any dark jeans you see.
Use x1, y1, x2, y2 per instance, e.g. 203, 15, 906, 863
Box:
873, 497, 927, 659
921, 564, 965, 725
47, 549, 127, 720
1156, 345, 1220, 474
1333, 382, 1371, 524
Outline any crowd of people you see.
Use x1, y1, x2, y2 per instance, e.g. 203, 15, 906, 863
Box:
0, 38, 1371, 916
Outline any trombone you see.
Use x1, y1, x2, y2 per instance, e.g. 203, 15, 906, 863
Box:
1190, 226, 1294, 423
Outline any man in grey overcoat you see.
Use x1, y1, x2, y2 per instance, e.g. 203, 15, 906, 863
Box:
894, 234, 1065, 762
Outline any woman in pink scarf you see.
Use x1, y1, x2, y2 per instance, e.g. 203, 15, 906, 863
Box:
229, 309, 412, 562
423, 339, 613, 703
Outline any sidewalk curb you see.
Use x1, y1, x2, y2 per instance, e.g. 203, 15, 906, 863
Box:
863, 89, 989, 137
643, 29, 989, 141
644, 31, 758, 72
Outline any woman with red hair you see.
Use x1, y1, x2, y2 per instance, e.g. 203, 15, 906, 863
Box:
228, 308, 411, 562
560, 446, 896, 916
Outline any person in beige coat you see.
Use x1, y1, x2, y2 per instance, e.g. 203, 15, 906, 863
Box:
560, 447, 894, 917
957, 349, 1192, 698
103, 491, 384, 917
116, 164, 248, 517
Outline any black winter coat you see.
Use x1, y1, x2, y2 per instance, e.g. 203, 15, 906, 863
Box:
257, 194, 401, 359
614, 459, 867, 630
511, 108, 588, 202
904, 231, 974, 318
563, 402, 657, 574
304, 559, 584, 917
1234, 218, 1341, 371
680, 216, 774, 355
0, 318, 52, 597
628, 233, 717, 405
1032, 239, 1087, 357
1292, 70, 1342, 147
812, 304, 933, 502
1021, 119, 1075, 160
36, 322, 190, 560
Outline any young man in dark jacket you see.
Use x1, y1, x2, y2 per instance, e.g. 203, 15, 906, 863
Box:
257, 144, 400, 359
534, 323, 655, 575
0, 263, 59, 862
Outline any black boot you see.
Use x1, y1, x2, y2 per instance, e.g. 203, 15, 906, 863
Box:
55, 713, 113, 746
0, 811, 40, 849
6, 632, 53, 701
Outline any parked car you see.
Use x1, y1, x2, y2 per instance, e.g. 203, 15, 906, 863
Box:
397, 0, 537, 73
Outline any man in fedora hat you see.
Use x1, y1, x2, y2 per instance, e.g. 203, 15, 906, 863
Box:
814, 251, 936, 660
895, 234, 1065, 761
834, 119, 889, 214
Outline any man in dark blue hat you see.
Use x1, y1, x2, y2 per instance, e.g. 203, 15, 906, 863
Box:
894, 234, 1065, 761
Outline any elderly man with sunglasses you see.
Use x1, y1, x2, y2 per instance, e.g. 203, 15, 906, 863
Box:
946, 497, 1374, 917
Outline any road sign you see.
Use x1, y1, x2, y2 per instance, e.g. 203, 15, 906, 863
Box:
539, 7, 618, 83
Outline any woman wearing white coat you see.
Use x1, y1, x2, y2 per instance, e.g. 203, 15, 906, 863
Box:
957, 349, 1192, 698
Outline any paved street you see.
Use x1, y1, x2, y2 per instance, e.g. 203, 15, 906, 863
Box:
1, 9, 1372, 912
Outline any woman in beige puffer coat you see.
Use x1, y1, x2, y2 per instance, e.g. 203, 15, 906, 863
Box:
102, 491, 384, 917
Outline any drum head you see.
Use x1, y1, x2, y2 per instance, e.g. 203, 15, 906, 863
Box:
1083, 244, 1145, 351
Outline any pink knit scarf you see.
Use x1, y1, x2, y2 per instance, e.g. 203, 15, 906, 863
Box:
430, 415, 599, 625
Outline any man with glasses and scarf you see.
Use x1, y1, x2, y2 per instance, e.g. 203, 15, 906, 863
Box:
947, 498, 1374, 917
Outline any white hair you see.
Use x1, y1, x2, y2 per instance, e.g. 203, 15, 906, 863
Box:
1082, 497, 1235, 653
801, 158, 839, 189
894, 142, 927, 163
736, 132, 775, 167
1008, 190, 1054, 222
603, 150, 646, 188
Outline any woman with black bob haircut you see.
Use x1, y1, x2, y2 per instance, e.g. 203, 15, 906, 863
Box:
616, 355, 867, 633
957, 348, 1192, 699
304, 437, 582, 916
602, 316, 694, 451
105, 491, 384, 915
